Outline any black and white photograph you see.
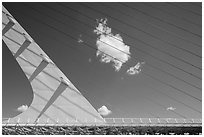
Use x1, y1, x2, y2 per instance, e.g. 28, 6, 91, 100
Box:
2, 1, 202, 135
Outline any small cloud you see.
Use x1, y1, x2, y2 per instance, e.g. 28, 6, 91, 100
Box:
127, 62, 145, 75
77, 34, 83, 43
94, 18, 131, 71
167, 106, 176, 111
98, 105, 112, 116
17, 105, 28, 112
78, 39, 83, 43
88, 58, 92, 63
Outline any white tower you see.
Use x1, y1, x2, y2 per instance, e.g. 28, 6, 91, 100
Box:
2, 6, 104, 125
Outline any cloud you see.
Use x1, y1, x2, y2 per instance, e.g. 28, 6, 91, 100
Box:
127, 62, 145, 75
94, 18, 131, 71
88, 58, 92, 63
98, 105, 112, 116
167, 106, 176, 111
17, 105, 28, 112
77, 34, 83, 43
78, 39, 83, 43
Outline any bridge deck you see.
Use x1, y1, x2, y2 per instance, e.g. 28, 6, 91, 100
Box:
2, 118, 202, 127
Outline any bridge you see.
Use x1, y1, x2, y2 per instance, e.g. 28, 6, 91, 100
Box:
2, 118, 202, 127
2, 2, 202, 135
2, 118, 202, 135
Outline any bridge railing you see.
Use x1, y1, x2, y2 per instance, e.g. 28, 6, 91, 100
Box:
2, 118, 202, 127
103, 118, 202, 126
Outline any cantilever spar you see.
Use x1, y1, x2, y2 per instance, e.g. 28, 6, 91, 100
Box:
2, 6, 104, 125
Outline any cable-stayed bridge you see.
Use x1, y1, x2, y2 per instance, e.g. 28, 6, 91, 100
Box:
2, 2, 202, 135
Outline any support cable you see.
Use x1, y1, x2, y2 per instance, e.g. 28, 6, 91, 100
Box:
41, 3, 202, 80
101, 3, 201, 48
12, 7, 201, 103
60, 3, 202, 70
26, 4, 202, 90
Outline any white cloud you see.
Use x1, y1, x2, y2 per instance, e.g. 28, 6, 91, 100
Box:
78, 39, 83, 43
94, 18, 131, 71
77, 34, 83, 43
17, 105, 28, 112
127, 62, 145, 75
98, 105, 112, 116
88, 58, 92, 63
167, 106, 176, 111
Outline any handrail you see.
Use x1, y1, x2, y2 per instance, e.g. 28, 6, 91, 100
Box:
3, 117, 202, 126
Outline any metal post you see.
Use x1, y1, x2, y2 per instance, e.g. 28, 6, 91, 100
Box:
183, 119, 186, 123
7, 118, 10, 124
122, 118, 125, 124
35, 118, 40, 126
17, 118, 20, 123
113, 118, 115, 124
6, 118, 10, 126
131, 118, 134, 123
157, 118, 160, 123
66, 118, 68, 124
175, 118, 178, 123
140, 118, 142, 123
47, 118, 49, 123
166, 118, 169, 123
27, 118, 30, 125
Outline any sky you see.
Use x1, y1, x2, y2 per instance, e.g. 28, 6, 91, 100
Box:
2, 2, 202, 119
